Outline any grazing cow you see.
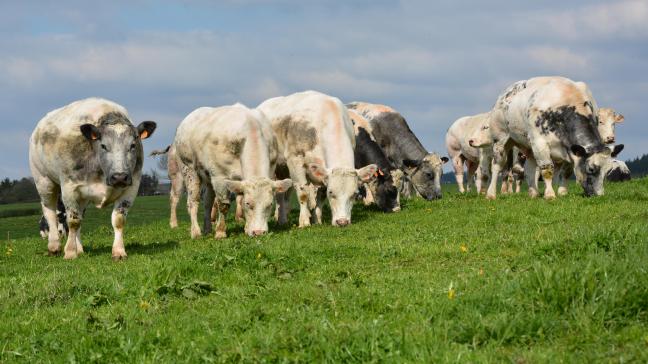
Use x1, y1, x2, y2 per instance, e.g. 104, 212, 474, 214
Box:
258, 91, 377, 228
150, 145, 186, 229
446, 112, 490, 193
473, 76, 619, 200
347, 102, 448, 200
348, 109, 401, 212
29, 98, 156, 260
607, 159, 631, 182
173, 103, 291, 238
38, 196, 68, 239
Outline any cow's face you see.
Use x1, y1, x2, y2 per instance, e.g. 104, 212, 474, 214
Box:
308, 164, 378, 226
403, 154, 449, 200
597, 108, 624, 145
370, 169, 400, 212
227, 178, 292, 236
571, 144, 623, 196
468, 123, 493, 148
80, 119, 156, 188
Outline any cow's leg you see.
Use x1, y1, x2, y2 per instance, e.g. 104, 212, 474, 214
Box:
363, 183, 375, 205
275, 187, 291, 225
486, 144, 507, 200
525, 156, 540, 198
452, 155, 465, 193
529, 143, 556, 200
183, 167, 202, 239
168, 170, 184, 229
235, 195, 244, 222
211, 180, 230, 239
558, 163, 571, 196
466, 159, 478, 193
110, 198, 131, 261
33, 172, 61, 254
60, 189, 85, 260
312, 186, 324, 225
286, 158, 311, 227
500, 172, 510, 194
478, 150, 492, 195
202, 184, 215, 235
514, 174, 522, 193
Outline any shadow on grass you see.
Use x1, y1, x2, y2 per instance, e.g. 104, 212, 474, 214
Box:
86, 240, 180, 256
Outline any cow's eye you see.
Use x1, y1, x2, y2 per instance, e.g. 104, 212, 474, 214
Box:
245, 201, 254, 208
130, 143, 136, 150
101, 144, 108, 151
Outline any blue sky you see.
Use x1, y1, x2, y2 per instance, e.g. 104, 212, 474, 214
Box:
1, 0, 647, 179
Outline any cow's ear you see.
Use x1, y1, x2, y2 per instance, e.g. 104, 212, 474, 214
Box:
611, 144, 624, 158
137, 121, 157, 140
225, 180, 245, 195
402, 159, 421, 168
80, 124, 101, 141
571, 145, 588, 157
614, 113, 624, 123
273, 179, 292, 193
307, 163, 329, 183
357, 164, 378, 183
441, 157, 449, 164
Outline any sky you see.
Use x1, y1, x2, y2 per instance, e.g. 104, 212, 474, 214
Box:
1, 0, 647, 179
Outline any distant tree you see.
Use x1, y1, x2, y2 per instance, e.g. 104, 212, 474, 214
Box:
0, 177, 39, 204
626, 154, 648, 177
138, 171, 159, 196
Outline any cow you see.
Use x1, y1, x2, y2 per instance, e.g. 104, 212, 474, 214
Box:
347, 102, 449, 200
597, 108, 624, 145
348, 109, 401, 212
446, 112, 490, 193
607, 159, 631, 182
29, 98, 156, 260
38, 196, 68, 239
258, 91, 378, 228
173, 103, 291, 239
150, 145, 186, 229
471, 76, 620, 200
500, 148, 527, 194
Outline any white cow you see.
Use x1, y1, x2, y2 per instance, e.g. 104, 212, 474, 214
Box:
472, 76, 620, 199
258, 91, 377, 227
445, 112, 490, 193
173, 103, 291, 238
29, 98, 156, 260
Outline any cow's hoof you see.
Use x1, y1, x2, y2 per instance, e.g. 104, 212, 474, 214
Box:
544, 193, 556, 200
112, 252, 127, 261
214, 231, 227, 239
170, 222, 178, 229
47, 249, 61, 256
64, 251, 78, 260
528, 190, 539, 199
190, 228, 202, 239
486, 194, 496, 200
558, 187, 568, 196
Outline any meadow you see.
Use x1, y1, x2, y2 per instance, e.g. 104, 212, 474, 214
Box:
1, 179, 647, 363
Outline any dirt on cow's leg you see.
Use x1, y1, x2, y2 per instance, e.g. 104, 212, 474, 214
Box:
213, 199, 230, 239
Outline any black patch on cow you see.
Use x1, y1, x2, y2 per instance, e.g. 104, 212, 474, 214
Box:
497, 81, 527, 110
276, 116, 317, 152
226, 138, 246, 156
39, 127, 60, 146
98, 112, 131, 127
536, 106, 604, 153
607, 167, 631, 182
117, 200, 131, 215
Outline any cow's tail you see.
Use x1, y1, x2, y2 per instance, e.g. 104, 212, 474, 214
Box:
149, 145, 171, 157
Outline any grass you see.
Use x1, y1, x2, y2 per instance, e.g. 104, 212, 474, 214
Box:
1, 179, 647, 362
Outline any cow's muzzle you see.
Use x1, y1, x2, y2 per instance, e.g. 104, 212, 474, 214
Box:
108, 172, 132, 187
335, 218, 350, 227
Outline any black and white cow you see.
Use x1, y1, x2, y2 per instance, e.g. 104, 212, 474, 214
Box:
470, 76, 620, 199
348, 109, 401, 212
39, 196, 68, 239
347, 102, 448, 200
29, 98, 156, 260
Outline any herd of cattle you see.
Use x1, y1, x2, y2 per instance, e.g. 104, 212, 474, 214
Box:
29, 76, 630, 260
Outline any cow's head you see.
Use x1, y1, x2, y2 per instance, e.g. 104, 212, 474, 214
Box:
571, 144, 623, 196
367, 168, 400, 212
80, 115, 156, 188
596, 108, 624, 145
402, 153, 448, 200
308, 163, 377, 226
468, 122, 493, 148
226, 177, 292, 236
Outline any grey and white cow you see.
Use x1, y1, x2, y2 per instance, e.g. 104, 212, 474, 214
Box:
347, 102, 448, 200
470, 76, 620, 200
258, 91, 378, 228
29, 98, 156, 260
607, 159, 631, 182
173, 103, 291, 239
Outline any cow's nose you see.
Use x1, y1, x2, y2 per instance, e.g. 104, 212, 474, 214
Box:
335, 218, 350, 227
251, 230, 266, 236
469, 139, 475, 146
109, 173, 131, 186
606, 137, 615, 144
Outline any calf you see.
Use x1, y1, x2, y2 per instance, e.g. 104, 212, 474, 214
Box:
39, 196, 68, 239
347, 102, 448, 200
258, 91, 377, 228
348, 109, 401, 212
173, 103, 291, 239
29, 98, 156, 260
474, 77, 618, 199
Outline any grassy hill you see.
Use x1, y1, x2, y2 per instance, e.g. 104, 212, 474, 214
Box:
1, 180, 647, 362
